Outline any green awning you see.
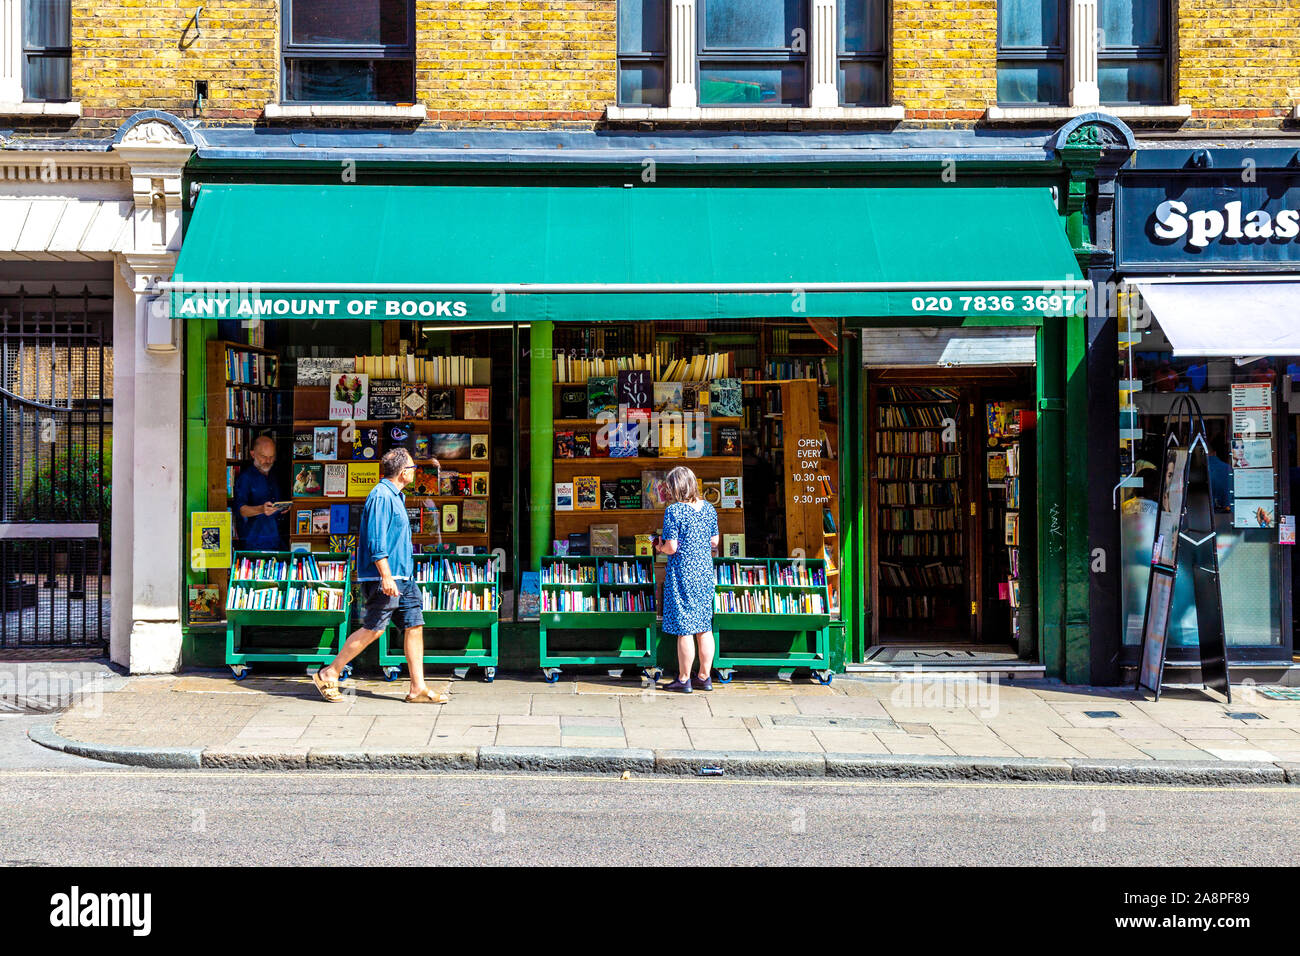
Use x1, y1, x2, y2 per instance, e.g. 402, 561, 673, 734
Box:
167, 183, 1086, 322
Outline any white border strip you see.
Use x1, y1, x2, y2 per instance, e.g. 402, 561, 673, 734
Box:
0, 523, 98, 539
159, 279, 1093, 294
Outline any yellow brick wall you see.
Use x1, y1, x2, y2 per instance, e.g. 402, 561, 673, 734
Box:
1177, 0, 1300, 127
416, 0, 615, 123
72, 1, 277, 128
891, 0, 997, 120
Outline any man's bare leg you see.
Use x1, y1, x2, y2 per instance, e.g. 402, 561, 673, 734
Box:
404, 625, 426, 696
319, 626, 381, 683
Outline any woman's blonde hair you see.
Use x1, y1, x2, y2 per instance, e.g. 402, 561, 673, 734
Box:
665, 466, 701, 504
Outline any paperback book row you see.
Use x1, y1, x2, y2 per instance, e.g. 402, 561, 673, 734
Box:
874, 456, 961, 480
225, 386, 284, 424
876, 431, 954, 454
226, 584, 345, 611
880, 532, 965, 557
555, 422, 740, 459
553, 351, 734, 385
713, 562, 827, 587
297, 354, 489, 388
558, 373, 744, 419
291, 461, 488, 499
539, 589, 656, 613
879, 562, 963, 588
551, 529, 747, 558
224, 348, 278, 387
878, 482, 959, 506
299, 425, 488, 464
294, 499, 487, 536
231, 554, 349, 582
413, 558, 498, 585
877, 403, 952, 428
422, 586, 496, 612
714, 590, 827, 615
763, 357, 832, 386
555, 473, 742, 511
879, 508, 959, 532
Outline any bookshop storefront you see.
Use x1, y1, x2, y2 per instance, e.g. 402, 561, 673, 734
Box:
168, 178, 1092, 679
1112, 151, 1300, 672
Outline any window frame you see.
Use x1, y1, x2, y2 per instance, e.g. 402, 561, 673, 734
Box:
280, 0, 417, 105
21, 0, 72, 103
616, 0, 670, 108
1096, 0, 1170, 106
695, 0, 810, 108
996, 0, 1068, 108
836, 0, 886, 108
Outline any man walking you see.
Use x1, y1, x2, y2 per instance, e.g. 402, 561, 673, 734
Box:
312, 448, 447, 704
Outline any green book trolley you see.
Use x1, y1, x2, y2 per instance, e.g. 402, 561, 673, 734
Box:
225, 551, 354, 680
378, 553, 500, 683
711, 557, 834, 684
538, 555, 661, 683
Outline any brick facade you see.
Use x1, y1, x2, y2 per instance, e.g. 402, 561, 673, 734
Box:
890, 0, 997, 122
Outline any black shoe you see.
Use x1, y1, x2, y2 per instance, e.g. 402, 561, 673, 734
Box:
660, 676, 693, 693
691, 675, 713, 691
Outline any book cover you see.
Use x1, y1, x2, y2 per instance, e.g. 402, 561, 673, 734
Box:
296, 356, 354, 387
187, 586, 222, 624
405, 505, 422, 535
573, 475, 600, 511
292, 463, 323, 497
412, 433, 433, 461
441, 503, 460, 533
567, 532, 590, 557
328, 372, 369, 420
635, 534, 654, 556
292, 430, 315, 459
312, 508, 331, 535
608, 420, 640, 458
323, 463, 348, 498
401, 383, 427, 419
346, 462, 380, 497
386, 422, 413, 452
617, 370, 652, 416
681, 383, 699, 413
718, 425, 740, 457
574, 433, 592, 458
554, 481, 574, 511
463, 387, 490, 420
710, 377, 742, 417
654, 381, 683, 414
701, 481, 721, 507
330, 504, 350, 534
369, 378, 403, 420
590, 523, 619, 556
456, 545, 475, 556
289, 539, 312, 554
329, 534, 358, 562
295, 510, 312, 535
600, 482, 619, 510
313, 426, 338, 461
559, 387, 589, 420
409, 466, 439, 497
686, 420, 710, 459
722, 533, 746, 558
720, 475, 743, 509
349, 502, 364, 532
430, 433, 471, 460
586, 376, 617, 418
352, 426, 381, 461
657, 418, 685, 458
552, 539, 570, 558
555, 431, 577, 458
641, 470, 669, 509
427, 388, 456, 420
471, 472, 489, 497
461, 497, 488, 533
470, 435, 489, 460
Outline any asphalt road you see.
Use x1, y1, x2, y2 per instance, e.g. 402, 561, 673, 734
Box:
0, 749, 1296, 866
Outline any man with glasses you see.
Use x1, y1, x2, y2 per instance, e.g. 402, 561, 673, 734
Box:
313, 447, 447, 704
233, 434, 285, 551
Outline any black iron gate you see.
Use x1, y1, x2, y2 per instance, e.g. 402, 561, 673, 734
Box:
0, 287, 112, 651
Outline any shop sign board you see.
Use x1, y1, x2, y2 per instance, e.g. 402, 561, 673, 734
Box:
1117, 171, 1300, 271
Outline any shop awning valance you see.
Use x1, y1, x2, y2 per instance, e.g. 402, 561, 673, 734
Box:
1133, 280, 1300, 357
165, 184, 1087, 322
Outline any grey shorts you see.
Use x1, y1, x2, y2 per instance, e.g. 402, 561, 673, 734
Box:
359, 577, 423, 632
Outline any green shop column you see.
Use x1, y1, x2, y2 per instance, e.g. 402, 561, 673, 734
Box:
529, 321, 554, 569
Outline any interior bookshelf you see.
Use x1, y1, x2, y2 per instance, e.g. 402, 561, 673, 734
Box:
224, 550, 353, 678
869, 384, 967, 641
537, 554, 660, 680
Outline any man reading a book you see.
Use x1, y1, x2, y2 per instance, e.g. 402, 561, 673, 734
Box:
313, 447, 447, 704
233, 435, 284, 551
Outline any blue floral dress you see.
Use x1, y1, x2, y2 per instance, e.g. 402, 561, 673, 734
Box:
661, 501, 719, 636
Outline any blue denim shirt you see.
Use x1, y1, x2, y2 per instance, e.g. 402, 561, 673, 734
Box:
232, 466, 282, 550
357, 478, 412, 580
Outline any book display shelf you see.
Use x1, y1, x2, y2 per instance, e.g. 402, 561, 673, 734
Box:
224, 551, 353, 679
537, 555, 661, 681
377, 553, 500, 682
711, 557, 834, 683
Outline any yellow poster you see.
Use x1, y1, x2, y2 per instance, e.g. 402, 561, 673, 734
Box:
347, 462, 381, 497
190, 511, 232, 571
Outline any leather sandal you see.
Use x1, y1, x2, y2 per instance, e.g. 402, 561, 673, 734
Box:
311, 670, 344, 703
405, 688, 450, 704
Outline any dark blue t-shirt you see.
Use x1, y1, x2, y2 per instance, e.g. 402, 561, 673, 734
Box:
233, 466, 282, 550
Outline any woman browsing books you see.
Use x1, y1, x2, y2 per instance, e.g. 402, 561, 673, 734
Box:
654, 466, 720, 693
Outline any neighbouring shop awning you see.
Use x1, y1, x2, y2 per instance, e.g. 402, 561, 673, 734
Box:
165, 184, 1087, 323
860, 326, 1038, 367
1133, 280, 1300, 357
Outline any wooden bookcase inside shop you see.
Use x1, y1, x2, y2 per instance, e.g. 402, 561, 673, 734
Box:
537, 554, 661, 681
712, 557, 834, 683
205, 339, 283, 596
224, 551, 352, 679
289, 383, 491, 557
377, 553, 500, 682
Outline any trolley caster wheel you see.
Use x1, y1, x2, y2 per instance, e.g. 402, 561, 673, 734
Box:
483, 667, 496, 683
339, 664, 353, 682
381, 666, 401, 682
230, 665, 249, 681
643, 667, 664, 682
453, 667, 470, 680
813, 670, 834, 686
716, 669, 735, 684
541, 668, 562, 684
